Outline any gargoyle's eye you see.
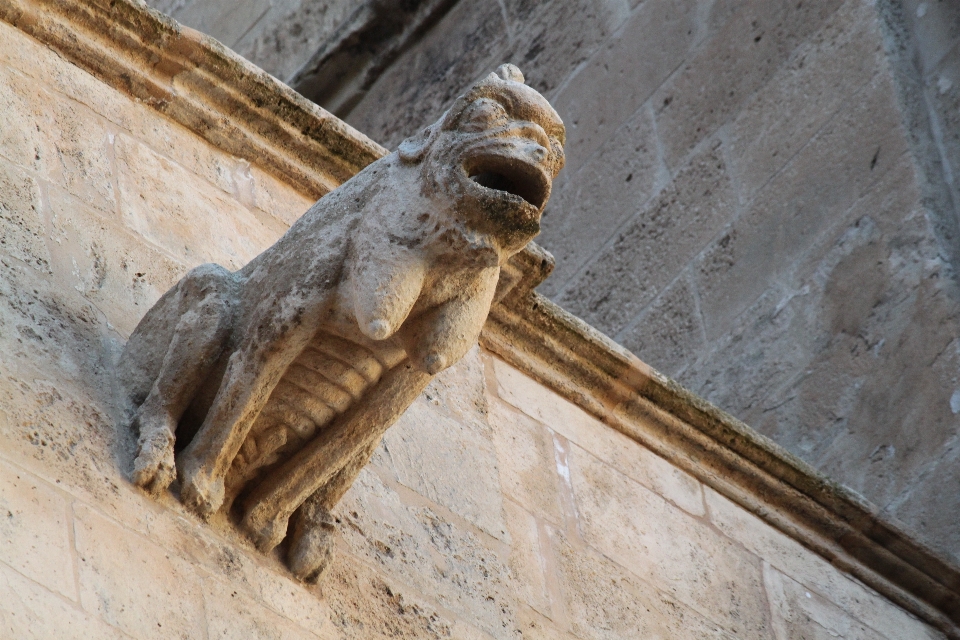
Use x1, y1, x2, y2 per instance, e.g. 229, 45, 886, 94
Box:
460, 98, 509, 132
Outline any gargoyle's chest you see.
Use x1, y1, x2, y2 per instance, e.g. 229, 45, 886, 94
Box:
224, 329, 407, 498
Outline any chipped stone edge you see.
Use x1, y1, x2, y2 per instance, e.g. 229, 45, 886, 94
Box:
3, 0, 959, 636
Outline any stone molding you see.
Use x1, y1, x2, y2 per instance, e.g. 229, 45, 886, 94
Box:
3, 0, 959, 636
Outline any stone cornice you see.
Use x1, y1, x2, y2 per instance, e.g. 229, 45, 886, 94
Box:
4, 0, 959, 636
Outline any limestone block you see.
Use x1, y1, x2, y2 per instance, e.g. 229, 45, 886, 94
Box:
618, 270, 706, 379
249, 164, 314, 227
74, 503, 207, 640
488, 399, 564, 526
924, 40, 960, 214
175, 0, 272, 48
729, 0, 885, 198
764, 563, 889, 640
203, 576, 326, 640
375, 398, 507, 542
335, 468, 516, 636
347, 0, 509, 147
233, 0, 358, 84
0, 60, 44, 175
515, 604, 576, 640
704, 487, 942, 640
899, 0, 960, 75
489, 356, 704, 517
0, 159, 48, 272
694, 71, 909, 340
538, 104, 663, 294
556, 141, 734, 334
0, 563, 127, 640
550, 530, 738, 640
0, 462, 75, 600
550, 0, 697, 173
322, 549, 457, 639
569, 446, 771, 636
501, 0, 631, 99
502, 499, 552, 617
45, 185, 187, 336
654, 0, 845, 168
0, 20, 140, 141
374, 348, 508, 541
143, 509, 333, 631
114, 133, 284, 270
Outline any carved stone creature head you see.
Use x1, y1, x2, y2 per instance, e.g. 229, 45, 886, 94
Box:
397, 63, 566, 258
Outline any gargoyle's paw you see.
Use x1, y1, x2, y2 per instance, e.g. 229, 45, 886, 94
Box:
131, 428, 175, 494
289, 525, 335, 584
242, 510, 289, 553
179, 469, 224, 519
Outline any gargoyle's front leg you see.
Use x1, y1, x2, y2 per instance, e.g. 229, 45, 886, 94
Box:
127, 264, 236, 496
177, 297, 326, 518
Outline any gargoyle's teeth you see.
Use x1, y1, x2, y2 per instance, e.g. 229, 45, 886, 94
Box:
465, 156, 549, 209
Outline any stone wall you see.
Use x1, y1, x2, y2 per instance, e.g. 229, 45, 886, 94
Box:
326, 0, 960, 564
0, 16, 946, 639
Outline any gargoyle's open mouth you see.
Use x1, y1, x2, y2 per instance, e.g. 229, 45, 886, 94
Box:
464, 155, 550, 210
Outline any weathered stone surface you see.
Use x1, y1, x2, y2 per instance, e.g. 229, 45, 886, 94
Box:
618, 270, 705, 378
502, 499, 552, 618
704, 487, 942, 640
376, 398, 507, 541
489, 357, 705, 518
45, 185, 187, 336
549, 0, 697, 173
537, 103, 664, 293
728, 0, 885, 198
374, 347, 508, 541
653, 0, 844, 168
488, 399, 564, 526
765, 563, 888, 640
569, 446, 770, 636
335, 468, 516, 636
203, 576, 326, 640
499, 0, 630, 100
551, 530, 738, 640
74, 504, 208, 640
0, 160, 48, 273
0, 563, 126, 640
322, 550, 455, 639
114, 134, 282, 270
0, 462, 75, 600
694, 71, 909, 341
556, 141, 735, 333
347, 1, 509, 148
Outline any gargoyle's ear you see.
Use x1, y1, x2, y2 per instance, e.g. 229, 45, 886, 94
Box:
397, 120, 441, 164
493, 63, 524, 83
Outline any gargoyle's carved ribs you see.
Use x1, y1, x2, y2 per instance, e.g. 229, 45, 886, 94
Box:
227, 331, 406, 496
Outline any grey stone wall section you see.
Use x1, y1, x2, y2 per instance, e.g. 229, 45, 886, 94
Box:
334, 0, 960, 565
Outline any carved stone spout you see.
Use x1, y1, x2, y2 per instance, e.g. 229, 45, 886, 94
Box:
117, 64, 565, 582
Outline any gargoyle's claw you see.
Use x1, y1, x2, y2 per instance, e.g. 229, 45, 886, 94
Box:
132, 421, 176, 496
178, 465, 225, 520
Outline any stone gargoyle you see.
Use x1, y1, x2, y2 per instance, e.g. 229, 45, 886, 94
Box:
118, 64, 565, 581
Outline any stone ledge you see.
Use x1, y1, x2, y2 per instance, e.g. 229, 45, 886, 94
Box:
3, 0, 959, 637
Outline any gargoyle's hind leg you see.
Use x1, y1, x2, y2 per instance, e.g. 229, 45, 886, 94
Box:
125, 264, 237, 495
286, 443, 377, 583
